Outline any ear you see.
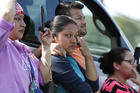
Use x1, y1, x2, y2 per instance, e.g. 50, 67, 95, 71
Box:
52, 35, 57, 43
113, 62, 121, 70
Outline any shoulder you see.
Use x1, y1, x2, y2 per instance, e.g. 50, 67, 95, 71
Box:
0, 18, 14, 31
52, 55, 66, 62
15, 40, 32, 54
52, 55, 69, 65
15, 40, 39, 62
51, 55, 73, 73
101, 78, 124, 92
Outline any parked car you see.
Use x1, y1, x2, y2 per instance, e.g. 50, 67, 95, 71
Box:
17, 0, 140, 90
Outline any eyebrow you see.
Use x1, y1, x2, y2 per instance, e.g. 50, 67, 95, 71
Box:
15, 14, 24, 17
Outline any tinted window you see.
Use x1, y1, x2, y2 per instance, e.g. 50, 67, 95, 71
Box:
18, 0, 59, 44
82, 3, 111, 57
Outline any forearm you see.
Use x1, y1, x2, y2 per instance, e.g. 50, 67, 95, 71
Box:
0, 16, 15, 50
78, 38, 98, 81
41, 45, 51, 66
139, 87, 140, 93
32, 46, 42, 58
138, 84, 140, 93
85, 54, 98, 81
39, 45, 52, 84
0, 0, 16, 23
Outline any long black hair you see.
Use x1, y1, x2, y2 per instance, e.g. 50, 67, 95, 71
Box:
50, 15, 77, 36
98, 47, 130, 75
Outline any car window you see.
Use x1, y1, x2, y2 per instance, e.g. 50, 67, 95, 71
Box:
82, 3, 111, 57
18, 0, 58, 44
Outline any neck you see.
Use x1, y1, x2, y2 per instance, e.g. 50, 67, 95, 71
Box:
109, 73, 127, 84
9, 35, 17, 41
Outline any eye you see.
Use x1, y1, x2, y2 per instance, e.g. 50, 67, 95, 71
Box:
14, 17, 21, 22
66, 34, 72, 38
75, 16, 85, 21
123, 59, 136, 65
75, 16, 82, 20
74, 33, 79, 37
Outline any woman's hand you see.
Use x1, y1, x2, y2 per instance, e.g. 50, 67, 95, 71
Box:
40, 28, 52, 47
131, 68, 140, 86
51, 43, 66, 57
76, 37, 90, 57
76, 37, 98, 81
39, 28, 53, 84
0, 0, 16, 23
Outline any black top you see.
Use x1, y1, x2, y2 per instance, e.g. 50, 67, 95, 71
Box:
52, 55, 99, 93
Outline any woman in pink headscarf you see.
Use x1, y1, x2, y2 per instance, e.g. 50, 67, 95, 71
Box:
0, 0, 52, 93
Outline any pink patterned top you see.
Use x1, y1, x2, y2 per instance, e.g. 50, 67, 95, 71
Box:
100, 78, 137, 93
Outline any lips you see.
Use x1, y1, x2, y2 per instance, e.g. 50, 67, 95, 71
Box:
81, 24, 86, 28
69, 45, 76, 49
81, 25, 86, 31
19, 29, 25, 34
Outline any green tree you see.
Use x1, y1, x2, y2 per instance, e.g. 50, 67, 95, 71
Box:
114, 15, 140, 48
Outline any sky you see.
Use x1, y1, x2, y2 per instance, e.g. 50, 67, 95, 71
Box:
103, 0, 140, 20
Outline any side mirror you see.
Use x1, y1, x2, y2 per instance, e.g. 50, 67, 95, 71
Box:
134, 47, 140, 73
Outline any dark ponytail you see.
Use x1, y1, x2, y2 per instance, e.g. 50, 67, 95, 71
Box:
98, 47, 130, 75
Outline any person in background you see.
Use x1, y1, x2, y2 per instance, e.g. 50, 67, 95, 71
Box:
0, 0, 52, 93
53, 1, 88, 70
51, 2, 99, 92
51, 15, 99, 93
99, 47, 140, 93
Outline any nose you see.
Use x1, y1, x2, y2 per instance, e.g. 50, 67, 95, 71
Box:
82, 18, 86, 25
71, 36, 77, 44
20, 19, 26, 27
132, 60, 137, 67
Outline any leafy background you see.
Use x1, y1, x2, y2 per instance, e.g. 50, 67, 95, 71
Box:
114, 15, 140, 48
85, 15, 140, 50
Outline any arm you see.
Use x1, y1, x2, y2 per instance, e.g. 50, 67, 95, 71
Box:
0, 0, 15, 23
51, 43, 66, 57
79, 64, 99, 92
77, 37, 98, 81
85, 53, 98, 80
52, 56, 94, 93
130, 69, 140, 93
39, 29, 52, 84
77, 37, 99, 92
0, 0, 15, 50
32, 42, 66, 59
32, 46, 42, 58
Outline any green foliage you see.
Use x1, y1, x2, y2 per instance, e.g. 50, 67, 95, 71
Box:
114, 15, 140, 48
85, 15, 140, 55
85, 14, 140, 52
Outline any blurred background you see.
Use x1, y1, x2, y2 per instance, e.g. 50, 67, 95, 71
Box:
84, 0, 140, 49
103, 0, 140, 48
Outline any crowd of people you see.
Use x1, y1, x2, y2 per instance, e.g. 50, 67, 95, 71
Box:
0, 0, 140, 93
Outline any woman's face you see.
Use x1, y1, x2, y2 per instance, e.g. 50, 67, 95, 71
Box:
9, 14, 26, 40
119, 51, 137, 79
54, 23, 78, 54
